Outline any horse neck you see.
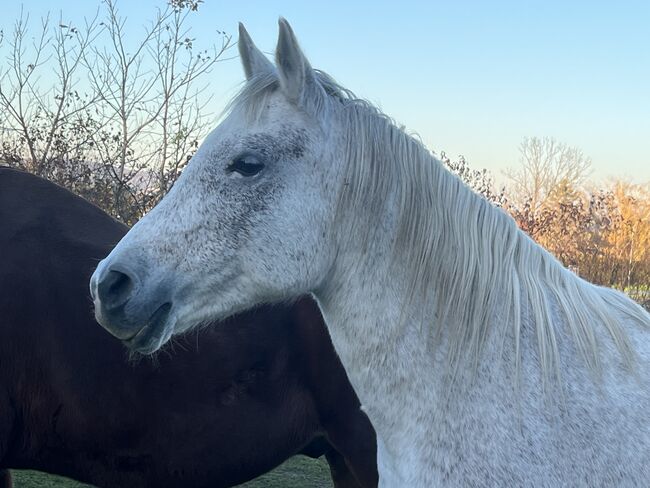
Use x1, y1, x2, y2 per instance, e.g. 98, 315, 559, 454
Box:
319, 135, 511, 357
319, 121, 644, 396
315, 158, 467, 386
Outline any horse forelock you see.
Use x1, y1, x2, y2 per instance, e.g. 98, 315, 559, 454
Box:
225, 64, 649, 388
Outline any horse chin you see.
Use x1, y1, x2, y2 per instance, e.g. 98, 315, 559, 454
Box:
122, 303, 174, 355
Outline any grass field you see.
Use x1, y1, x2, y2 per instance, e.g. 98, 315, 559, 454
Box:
11, 455, 333, 488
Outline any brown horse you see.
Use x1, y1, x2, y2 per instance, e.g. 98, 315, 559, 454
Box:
0, 167, 376, 488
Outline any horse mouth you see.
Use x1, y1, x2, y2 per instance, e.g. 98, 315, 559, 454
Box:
123, 302, 173, 353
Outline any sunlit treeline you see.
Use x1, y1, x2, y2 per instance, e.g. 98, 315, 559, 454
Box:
444, 154, 650, 308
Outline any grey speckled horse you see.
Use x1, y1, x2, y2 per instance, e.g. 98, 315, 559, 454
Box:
91, 19, 650, 486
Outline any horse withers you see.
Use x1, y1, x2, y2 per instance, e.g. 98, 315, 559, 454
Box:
0, 167, 377, 488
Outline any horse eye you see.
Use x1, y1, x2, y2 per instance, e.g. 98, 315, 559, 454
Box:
226, 153, 265, 177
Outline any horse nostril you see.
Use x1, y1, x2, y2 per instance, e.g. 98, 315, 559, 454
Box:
97, 269, 135, 310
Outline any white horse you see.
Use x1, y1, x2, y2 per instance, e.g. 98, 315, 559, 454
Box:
91, 20, 650, 486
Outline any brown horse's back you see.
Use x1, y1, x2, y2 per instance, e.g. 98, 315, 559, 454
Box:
0, 168, 376, 487
0, 168, 127, 482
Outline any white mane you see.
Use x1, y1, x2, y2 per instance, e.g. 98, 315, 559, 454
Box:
228, 69, 650, 387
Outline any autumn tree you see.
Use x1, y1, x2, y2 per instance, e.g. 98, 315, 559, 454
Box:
600, 182, 650, 290
440, 148, 649, 307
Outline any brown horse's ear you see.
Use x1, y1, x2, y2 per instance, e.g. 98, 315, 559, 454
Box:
275, 18, 316, 104
238, 23, 274, 80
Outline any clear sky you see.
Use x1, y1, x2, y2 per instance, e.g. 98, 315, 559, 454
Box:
4, 1, 649, 184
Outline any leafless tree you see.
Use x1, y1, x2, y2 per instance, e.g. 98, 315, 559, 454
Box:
0, 0, 232, 224
504, 136, 592, 212
0, 9, 102, 172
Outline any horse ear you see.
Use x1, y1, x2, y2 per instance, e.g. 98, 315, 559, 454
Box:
275, 18, 315, 104
238, 23, 274, 80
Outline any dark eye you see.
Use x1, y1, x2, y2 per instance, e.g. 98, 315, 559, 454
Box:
226, 153, 265, 177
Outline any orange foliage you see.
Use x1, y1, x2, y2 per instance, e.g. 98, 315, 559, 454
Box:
506, 180, 650, 305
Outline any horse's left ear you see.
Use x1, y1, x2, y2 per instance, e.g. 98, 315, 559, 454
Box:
239, 23, 274, 80
276, 18, 316, 104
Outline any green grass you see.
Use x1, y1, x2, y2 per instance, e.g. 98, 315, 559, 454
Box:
11, 456, 333, 488
237, 457, 333, 488
12, 470, 90, 488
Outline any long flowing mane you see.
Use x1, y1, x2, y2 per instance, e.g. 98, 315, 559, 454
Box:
227, 70, 650, 386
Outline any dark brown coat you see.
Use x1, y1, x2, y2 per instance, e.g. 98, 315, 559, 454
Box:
0, 168, 376, 487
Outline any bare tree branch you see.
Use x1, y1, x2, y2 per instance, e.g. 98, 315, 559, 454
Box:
0, 0, 232, 224
504, 136, 592, 211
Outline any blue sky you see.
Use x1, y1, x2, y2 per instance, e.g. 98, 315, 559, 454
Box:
3, 1, 649, 184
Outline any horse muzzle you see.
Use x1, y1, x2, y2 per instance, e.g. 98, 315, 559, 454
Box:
90, 259, 174, 354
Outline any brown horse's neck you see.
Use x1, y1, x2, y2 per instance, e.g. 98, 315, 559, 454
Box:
291, 297, 378, 488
